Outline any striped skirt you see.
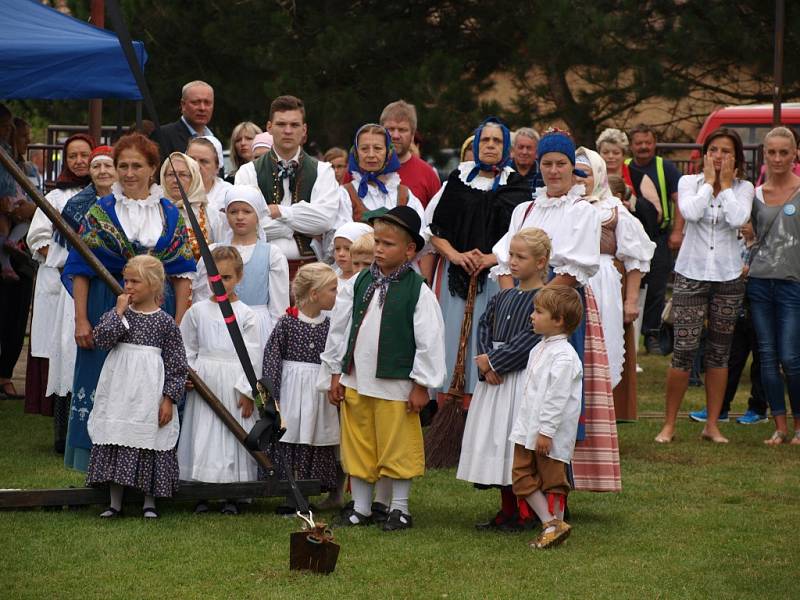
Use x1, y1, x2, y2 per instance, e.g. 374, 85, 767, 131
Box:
571, 286, 622, 493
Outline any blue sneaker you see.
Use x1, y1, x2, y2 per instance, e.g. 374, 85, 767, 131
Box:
736, 410, 768, 425
688, 408, 729, 423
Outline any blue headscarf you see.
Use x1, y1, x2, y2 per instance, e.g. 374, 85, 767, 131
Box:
465, 117, 512, 191
348, 123, 402, 199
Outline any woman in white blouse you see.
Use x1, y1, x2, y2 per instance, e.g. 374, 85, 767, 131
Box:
655, 129, 754, 444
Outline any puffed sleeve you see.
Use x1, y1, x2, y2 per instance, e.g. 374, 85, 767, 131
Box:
275, 163, 340, 236
92, 309, 130, 350
316, 276, 355, 390
161, 317, 189, 403
422, 180, 448, 243
26, 205, 55, 259
179, 305, 200, 370
720, 179, 754, 229
615, 207, 656, 273
233, 162, 257, 187
550, 201, 600, 285
409, 285, 446, 389
267, 244, 290, 326
261, 316, 288, 403
490, 200, 530, 279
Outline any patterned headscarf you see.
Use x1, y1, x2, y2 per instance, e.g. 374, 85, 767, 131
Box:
465, 117, 511, 191
362, 260, 413, 308
347, 123, 401, 199
159, 152, 207, 208
55, 133, 95, 190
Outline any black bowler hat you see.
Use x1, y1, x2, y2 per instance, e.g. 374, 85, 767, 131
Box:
368, 205, 425, 253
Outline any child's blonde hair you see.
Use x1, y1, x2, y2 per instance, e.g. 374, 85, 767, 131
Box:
373, 219, 414, 248
211, 246, 244, 276
350, 232, 375, 258
511, 227, 551, 277
534, 285, 583, 335
292, 262, 338, 307
123, 255, 165, 297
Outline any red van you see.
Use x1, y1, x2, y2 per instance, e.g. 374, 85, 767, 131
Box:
695, 103, 800, 145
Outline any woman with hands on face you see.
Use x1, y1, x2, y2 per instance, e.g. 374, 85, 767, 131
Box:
655, 128, 754, 444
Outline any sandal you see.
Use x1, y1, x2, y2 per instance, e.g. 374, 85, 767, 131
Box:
791, 432, 800, 446
99, 506, 122, 518
764, 431, 788, 446
142, 507, 159, 519
529, 519, 572, 549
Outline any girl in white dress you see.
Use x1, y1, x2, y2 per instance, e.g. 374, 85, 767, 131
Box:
458, 227, 551, 532
86, 255, 188, 519
178, 246, 262, 515
192, 186, 289, 352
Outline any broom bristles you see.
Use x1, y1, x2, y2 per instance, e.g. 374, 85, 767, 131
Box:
423, 398, 466, 469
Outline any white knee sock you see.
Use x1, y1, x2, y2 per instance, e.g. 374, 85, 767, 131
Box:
390, 478, 412, 515
526, 490, 555, 524
143, 495, 156, 510
109, 483, 123, 511
350, 477, 374, 517
373, 477, 392, 506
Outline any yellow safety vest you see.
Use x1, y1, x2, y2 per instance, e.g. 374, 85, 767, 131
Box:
626, 157, 670, 228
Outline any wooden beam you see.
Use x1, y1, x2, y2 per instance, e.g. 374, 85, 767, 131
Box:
0, 479, 320, 509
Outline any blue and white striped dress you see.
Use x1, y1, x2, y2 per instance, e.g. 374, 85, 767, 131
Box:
457, 287, 541, 486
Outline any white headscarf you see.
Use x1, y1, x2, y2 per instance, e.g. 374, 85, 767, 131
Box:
160, 152, 207, 208
333, 222, 373, 244
222, 185, 268, 241
576, 146, 616, 204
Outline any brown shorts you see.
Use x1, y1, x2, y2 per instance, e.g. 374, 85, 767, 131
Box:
511, 443, 571, 498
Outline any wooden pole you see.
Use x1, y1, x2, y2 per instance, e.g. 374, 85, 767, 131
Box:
0, 149, 274, 473
87, 0, 105, 142
772, 0, 785, 126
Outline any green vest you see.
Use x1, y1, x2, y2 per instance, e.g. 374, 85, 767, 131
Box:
254, 150, 319, 257
626, 156, 671, 229
342, 268, 424, 380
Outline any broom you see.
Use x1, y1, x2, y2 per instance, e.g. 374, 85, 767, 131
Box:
424, 274, 478, 468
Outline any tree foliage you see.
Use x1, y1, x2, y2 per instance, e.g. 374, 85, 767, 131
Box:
15, 1, 800, 151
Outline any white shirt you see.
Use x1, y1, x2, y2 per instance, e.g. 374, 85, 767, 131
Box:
492, 184, 601, 285
316, 273, 446, 401
206, 177, 232, 213
508, 335, 583, 463
27, 187, 81, 268
234, 149, 341, 260
675, 174, 754, 282
191, 241, 290, 327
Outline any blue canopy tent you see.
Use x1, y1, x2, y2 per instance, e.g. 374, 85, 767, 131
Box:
0, 0, 146, 100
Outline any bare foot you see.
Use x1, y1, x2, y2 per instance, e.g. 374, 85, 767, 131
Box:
654, 426, 675, 444
790, 433, 800, 446
701, 429, 729, 443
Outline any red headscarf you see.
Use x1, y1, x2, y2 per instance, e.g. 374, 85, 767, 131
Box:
56, 133, 96, 190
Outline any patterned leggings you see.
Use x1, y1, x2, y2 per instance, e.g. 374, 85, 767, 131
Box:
670, 274, 745, 371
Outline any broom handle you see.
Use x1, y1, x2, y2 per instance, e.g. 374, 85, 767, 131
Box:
447, 274, 479, 398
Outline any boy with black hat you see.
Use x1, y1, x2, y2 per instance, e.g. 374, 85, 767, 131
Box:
318, 205, 445, 530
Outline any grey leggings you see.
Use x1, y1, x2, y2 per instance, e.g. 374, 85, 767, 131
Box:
670, 274, 745, 371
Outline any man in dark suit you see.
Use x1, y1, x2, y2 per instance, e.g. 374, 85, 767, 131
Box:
150, 80, 223, 174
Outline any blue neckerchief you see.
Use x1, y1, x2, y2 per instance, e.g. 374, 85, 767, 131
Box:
347, 125, 401, 199
55, 184, 98, 248
465, 116, 511, 192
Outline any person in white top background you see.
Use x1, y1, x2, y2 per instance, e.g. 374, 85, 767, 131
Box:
235, 95, 340, 279
186, 137, 232, 215
655, 128, 754, 445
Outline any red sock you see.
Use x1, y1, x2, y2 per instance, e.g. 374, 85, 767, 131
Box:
500, 486, 516, 517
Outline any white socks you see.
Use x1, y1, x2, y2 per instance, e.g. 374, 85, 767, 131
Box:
373, 477, 392, 506
109, 483, 123, 511
350, 477, 374, 519
390, 479, 412, 515
526, 490, 555, 524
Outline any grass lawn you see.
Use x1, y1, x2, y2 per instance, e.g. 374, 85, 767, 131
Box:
1, 353, 796, 599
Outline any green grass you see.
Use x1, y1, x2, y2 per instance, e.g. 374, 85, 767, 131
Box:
1, 353, 796, 600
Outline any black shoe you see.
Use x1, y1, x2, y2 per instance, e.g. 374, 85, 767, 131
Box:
371, 502, 390, 525
475, 510, 513, 531
142, 507, 159, 519
644, 333, 662, 355
382, 509, 413, 531
333, 507, 373, 527
221, 502, 239, 515
99, 506, 122, 518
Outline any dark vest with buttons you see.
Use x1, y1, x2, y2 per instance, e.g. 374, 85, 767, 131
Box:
342, 268, 424, 379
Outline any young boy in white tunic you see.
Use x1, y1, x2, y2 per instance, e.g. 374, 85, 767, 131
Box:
509, 285, 583, 549
319, 206, 445, 530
